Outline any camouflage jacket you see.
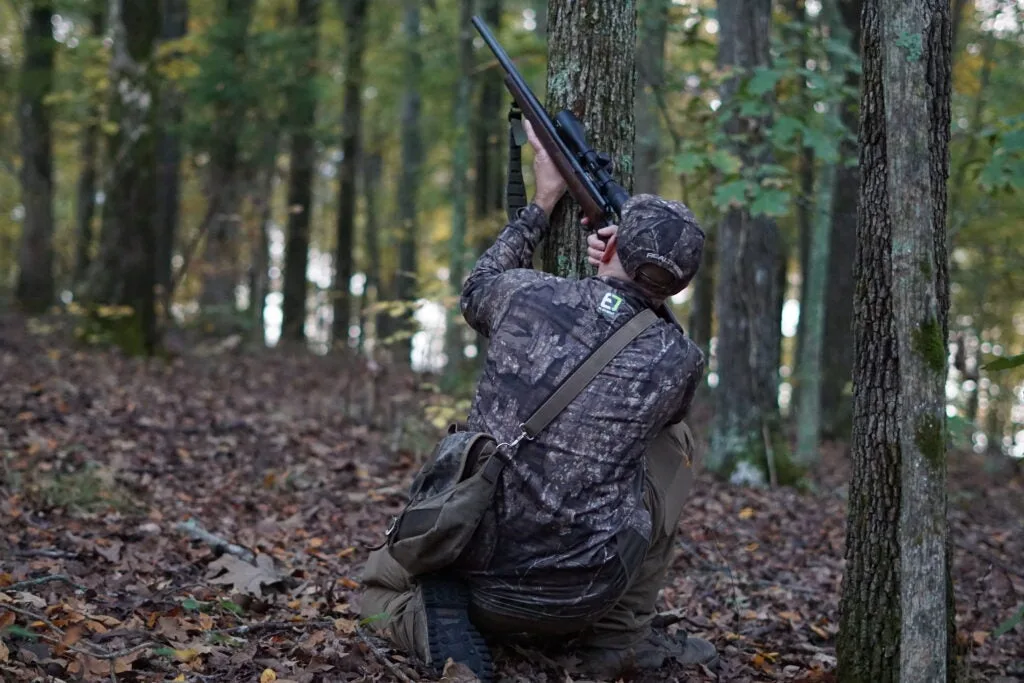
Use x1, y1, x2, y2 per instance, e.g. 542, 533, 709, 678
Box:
458, 203, 705, 618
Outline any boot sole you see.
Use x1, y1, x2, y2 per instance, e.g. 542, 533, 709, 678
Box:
420, 575, 494, 682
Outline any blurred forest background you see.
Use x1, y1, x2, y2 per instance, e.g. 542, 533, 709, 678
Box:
1, 0, 1022, 472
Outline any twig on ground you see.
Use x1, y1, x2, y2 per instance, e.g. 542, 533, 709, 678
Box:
0, 602, 156, 662
10, 548, 79, 560
356, 626, 415, 683
1, 574, 86, 593
213, 619, 334, 636
175, 518, 256, 563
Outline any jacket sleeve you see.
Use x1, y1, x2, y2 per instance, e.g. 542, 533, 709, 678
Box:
460, 203, 550, 338
667, 341, 706, 426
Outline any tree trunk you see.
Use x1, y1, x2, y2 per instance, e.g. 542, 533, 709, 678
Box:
248, 133, 279, 345
281, 0, 322, 343
86, 0, 162, 354
362, 135, 384, 353
836, 0, 954, 681
73, 6, 106, 290
790, 0, 814, 388
201, 0, 256, 326
633, 0, 668, 195
534, 0, 548, 40
708, 0, 789, 485
332, 0, 369, 350
16, 0, 57, 313
443, 0, 475, 388
154, 0, 188, 313
542, 0, 636, 278
393, 0, 423, 365
820, 0, 863, 440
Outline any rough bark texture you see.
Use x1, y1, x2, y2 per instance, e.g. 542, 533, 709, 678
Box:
708, 0, 788, 484
201, 0, 256, 321
281, 0, 321, 343
73, 7, 106, 289
542, 0, 636, 278
16, 1, 57, 313
154, 0, 188, 303
837, 0, 953, 680
332, 0, 369, 348
820, 0, 863, 440
86, 0, 162, 353
633, 0, 668, 195
392, 0, 423, 364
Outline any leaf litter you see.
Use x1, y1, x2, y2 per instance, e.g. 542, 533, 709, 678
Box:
1, 314, 1022, 682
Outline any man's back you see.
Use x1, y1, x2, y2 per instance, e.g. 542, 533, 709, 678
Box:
459, 204, 704, 618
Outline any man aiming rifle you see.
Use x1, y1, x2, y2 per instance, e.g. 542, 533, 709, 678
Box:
358, 18, 717, 682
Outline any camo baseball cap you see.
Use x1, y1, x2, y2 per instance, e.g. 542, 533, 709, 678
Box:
615, 194, 705, 298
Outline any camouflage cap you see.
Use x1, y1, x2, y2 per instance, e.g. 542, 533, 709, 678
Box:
615, 194, 705, 298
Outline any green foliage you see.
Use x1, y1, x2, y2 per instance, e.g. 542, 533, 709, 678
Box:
993, 604, 1024, 638
982, 352, 1024, 371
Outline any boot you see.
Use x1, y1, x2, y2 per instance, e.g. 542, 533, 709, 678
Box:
574, 628, 719, 679
419, 573, 495, 682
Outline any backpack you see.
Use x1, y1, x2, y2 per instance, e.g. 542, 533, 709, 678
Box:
384, 308, 659, 577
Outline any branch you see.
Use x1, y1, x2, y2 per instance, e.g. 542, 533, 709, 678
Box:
1, 574, 86, 593
213, 619, 334, 636
0, 603, 156, 662
356, 626, 415, 683
175, 518, 256, 563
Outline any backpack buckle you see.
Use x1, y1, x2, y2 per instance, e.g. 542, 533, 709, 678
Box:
497, 423, 533, 452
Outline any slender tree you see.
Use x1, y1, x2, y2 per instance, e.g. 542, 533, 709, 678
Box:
332, 0, 369, 350
154, 0, 188, 307
820, 0, 863, 439
543, 0, 636, 278
708, 0, 789, 484
16, 0, 57, 313
392, 0, 423, 364
633, 0, 669, 195
73, 5, 106, 289
281, 0, 322, 343
473, 0, 504, 225
837, 0, 954, 680
361, 128, 384, 352
86, 0, 162, 353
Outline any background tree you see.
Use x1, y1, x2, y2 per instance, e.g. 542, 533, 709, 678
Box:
542, 0, 636, 278
837, 0, 955, 680
708, 0, 789, 484
16, 0, 57, 313
73, 4, 106, 289
634, 0, 669, 195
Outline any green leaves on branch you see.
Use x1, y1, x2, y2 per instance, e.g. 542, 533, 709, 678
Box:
981, 352, 1024, 371
977, 114, 1024, 194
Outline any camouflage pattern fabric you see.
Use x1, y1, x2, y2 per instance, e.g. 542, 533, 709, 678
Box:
458, 203, 705, 619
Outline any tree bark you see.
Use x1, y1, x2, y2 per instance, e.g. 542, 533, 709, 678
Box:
392, 0, 423, 365
820, 0, 863, 440
542, 0, 636, 278
443, 0, 475, 387
361, 134, 384, 352
633, 0, 668, 195
85, 0, 162, 354
16, 0, 57, 313
281, 0, 322, 343
836, 0, 954, 680
332, 0, 369, 349
73, 6, 106, 290
154, 0, 188, 311
201, 0, 256, 325
707, 0, 789, 485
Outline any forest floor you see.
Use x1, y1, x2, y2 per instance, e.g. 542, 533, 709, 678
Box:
1, 313, 1022, 683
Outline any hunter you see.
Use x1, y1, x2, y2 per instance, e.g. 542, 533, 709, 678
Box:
358, 120, 717, 681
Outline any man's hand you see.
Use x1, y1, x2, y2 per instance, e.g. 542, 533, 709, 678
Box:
524, 118, 567, 217
585, 219, 617, 267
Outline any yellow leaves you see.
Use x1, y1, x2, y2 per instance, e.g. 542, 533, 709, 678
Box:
260, 669, 278, 683
777, 610, 802, 623
100, 120, 120, 136
336, 577, 359, 589
810, 622, 831, 639
738, 507, 755, 520
751, 650, 779, 670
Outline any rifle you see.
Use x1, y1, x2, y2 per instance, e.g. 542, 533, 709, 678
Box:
471, 16, 630, 230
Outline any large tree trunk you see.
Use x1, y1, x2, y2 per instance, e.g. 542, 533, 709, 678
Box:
16, 0, 57, 313
633, 0, 668, 195
201, 0, 256, 326
392, 0, 423, 365
281, 0, 322, 343
154, 0, 188, 313
836, 0, 954, 681
820, 0, 863, 440
86, 0, 162, 354
707, 0, 789, 485
443, 0, 475, 388
542, 0, 636, 278
73, 6, 106, 290
332, 0, 369, 350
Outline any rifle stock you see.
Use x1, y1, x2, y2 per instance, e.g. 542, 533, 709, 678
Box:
473, 15, 628, 230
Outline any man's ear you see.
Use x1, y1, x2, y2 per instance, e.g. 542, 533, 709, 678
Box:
600, 234, 617, 264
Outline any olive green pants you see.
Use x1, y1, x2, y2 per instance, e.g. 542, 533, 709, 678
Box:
358, 422, 698, 663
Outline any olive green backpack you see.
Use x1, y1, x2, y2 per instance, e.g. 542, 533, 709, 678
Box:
384, 308, 659, 577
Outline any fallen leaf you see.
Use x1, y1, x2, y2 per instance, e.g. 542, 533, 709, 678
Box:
441, 658, 481, 682
778, 610, 802, 622
206, 553, 284, 597
0, 639, 8, 663
333, 618, 356, 635
972, 630, 988, 646
739, 507, 754, 519
260, 668, 278, 683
